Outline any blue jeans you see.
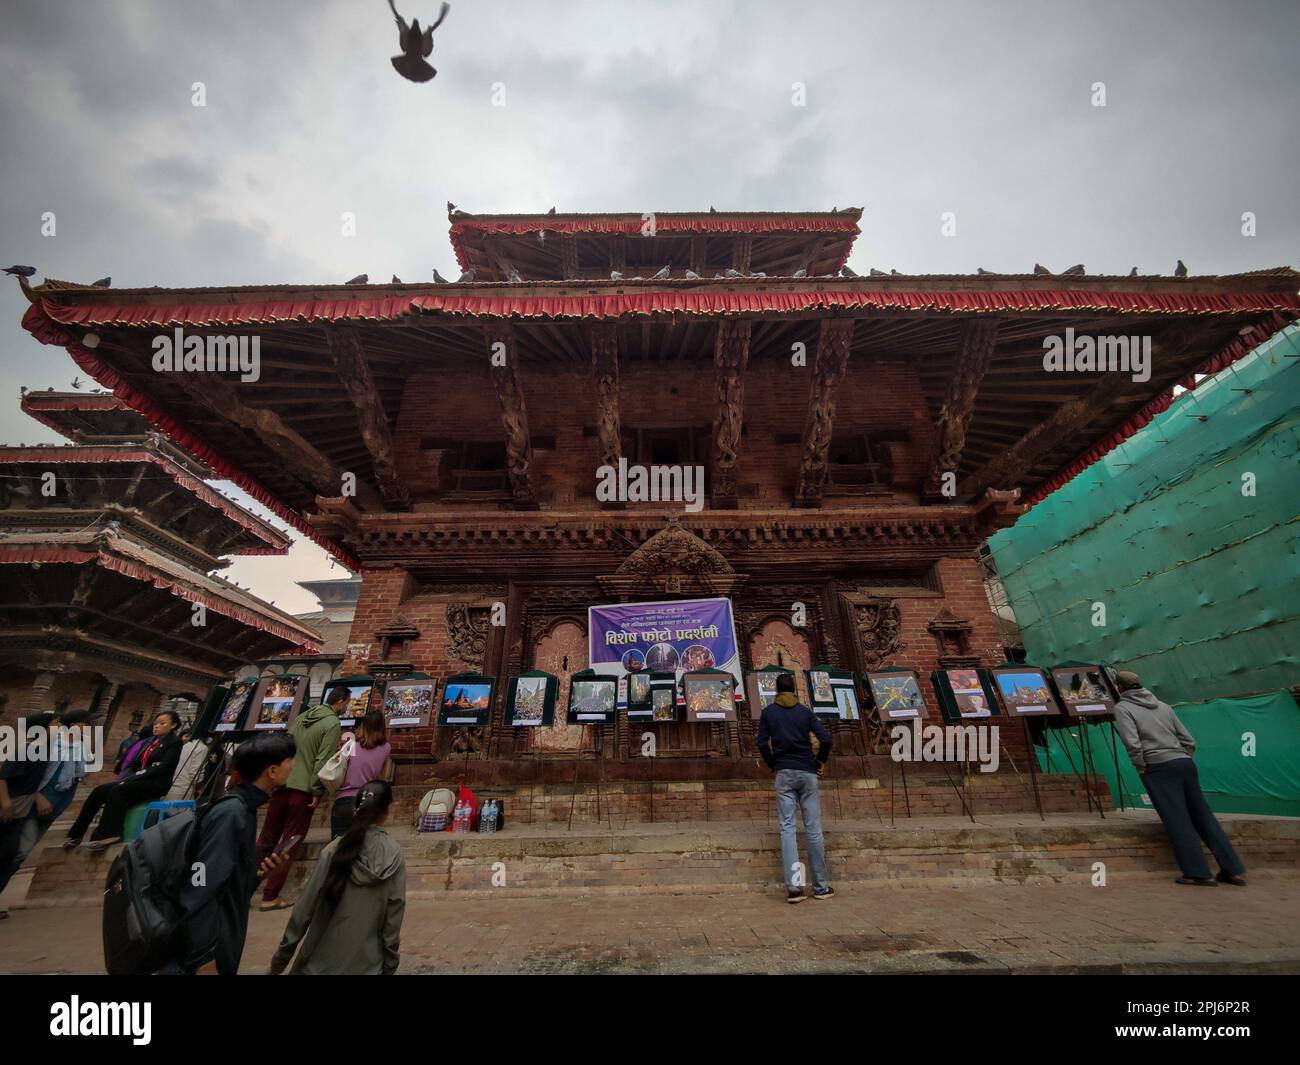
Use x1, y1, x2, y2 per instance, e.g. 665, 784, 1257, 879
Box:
775, 769, 830, 893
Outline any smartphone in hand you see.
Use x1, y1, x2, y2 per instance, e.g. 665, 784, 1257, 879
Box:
275, 834, 303, 856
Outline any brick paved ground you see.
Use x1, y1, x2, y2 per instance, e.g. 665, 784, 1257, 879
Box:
2, 872, 1297, 974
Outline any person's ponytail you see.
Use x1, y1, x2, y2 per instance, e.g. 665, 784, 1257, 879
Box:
319, 780, 394, 913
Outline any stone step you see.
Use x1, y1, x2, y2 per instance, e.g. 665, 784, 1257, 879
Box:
24, 811, 1298, 904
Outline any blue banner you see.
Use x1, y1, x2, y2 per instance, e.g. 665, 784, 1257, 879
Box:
588, 597, 741, 685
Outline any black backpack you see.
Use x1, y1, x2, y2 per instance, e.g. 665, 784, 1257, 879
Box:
101, 794, 237, 975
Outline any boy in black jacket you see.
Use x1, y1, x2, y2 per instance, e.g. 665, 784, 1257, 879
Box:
172, 732, 295, 975
756, 673, 834, 903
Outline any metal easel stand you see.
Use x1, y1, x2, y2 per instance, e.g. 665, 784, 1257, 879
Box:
1019, 717, 1047, 822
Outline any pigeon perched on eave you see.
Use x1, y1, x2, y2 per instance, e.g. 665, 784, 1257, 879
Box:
547, 206, 556, 215
4, 265, 36, 278
388, 0, 450, 83
869, 268, 887, 277
684, 269, 700, 280
346, 274, 368, 285
1174, 260, 1188, 277
91, 277, 111, 287
840, 266, 858, 278
447, 201, 458, 214
724, 268, 742, 278
1061, 263, 1086, 276
977, 268, 991, 275
457, 267, 476, 282
610, 270, 624, 281
433, 269, 450, 283
1129, 267, 1139, 277
508, 268, 523, 283
391, 275, 402, 284
650, 265, 670, 280
1033, 263, 1052, 276
792, 268, 807, 278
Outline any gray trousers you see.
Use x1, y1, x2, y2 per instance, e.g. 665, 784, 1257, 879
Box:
1142, 757, 1244, 879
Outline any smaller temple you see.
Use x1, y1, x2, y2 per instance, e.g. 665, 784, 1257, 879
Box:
253, 577, 360, 700
0, 391, 322, 751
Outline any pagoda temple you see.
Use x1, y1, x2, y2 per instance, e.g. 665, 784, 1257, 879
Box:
0, 390, 322, 752
12, 208, 1298, 791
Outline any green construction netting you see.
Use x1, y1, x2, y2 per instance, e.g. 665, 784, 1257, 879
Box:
1037, 690, 1300, 815
988, 324, 1300, 705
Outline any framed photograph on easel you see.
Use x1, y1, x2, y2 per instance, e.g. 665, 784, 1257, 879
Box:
567, 670, 618, 724
747, 665, 794, 719
380, 674, 437, 728
988, 665, 1063, 717
930, 668, 1000, 724
438, 673, 497, 727
505, 672, 558, 727
864, 669, 929, 721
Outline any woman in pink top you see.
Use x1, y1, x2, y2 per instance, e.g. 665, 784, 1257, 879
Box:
331, 710, 392, 839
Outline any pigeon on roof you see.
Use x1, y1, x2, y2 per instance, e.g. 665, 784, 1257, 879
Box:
4, 265, 36, 278
547, 206, 556, 215
1033, 264, 1052, 275
1175, 260, 1188, 277
391, 275, 401, 284
840, 266, 858, 278
433, 269, 450, 283
650, 266, 670, 280
792, 268, 807, 278
508, 268, 523, 283
684, 270, 700, 280
869, 268, 887, 277
345, 274, 368, 285
1061, 264, 1086, 275
91, 277, 111, 287
1129, 267, 1139, 276
457, 267, 475, 282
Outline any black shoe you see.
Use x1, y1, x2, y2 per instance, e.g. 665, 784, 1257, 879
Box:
787, 890, 806, 904
813, 887, 836, 900
1215, 871, 1247, 886
1175, 876, 1217, 886
61, 838, 80, 851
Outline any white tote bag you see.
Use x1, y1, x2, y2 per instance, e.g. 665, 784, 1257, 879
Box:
317, 734, 356, 792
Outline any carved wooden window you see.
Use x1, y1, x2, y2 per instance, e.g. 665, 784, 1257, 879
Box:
621, 426, 711, 467
422, 437, 510, 498
825, 431, 899, 493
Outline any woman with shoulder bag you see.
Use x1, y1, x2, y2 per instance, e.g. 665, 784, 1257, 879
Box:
331, 710, 392, 839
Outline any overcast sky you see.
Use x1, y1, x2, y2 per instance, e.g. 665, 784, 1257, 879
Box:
1, 0, 1296, 613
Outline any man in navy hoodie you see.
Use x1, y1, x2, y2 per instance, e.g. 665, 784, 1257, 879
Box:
757, 673, 833, 903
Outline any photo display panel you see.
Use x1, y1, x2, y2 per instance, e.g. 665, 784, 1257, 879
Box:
505, 672, 558, 727
250, 673, 307, 731
1049, 665, 1117, 718
746, 666, 795, 720
806, 666, 862, 718
683, 670, 737, 722
381, 675, 438, 728
930, 668, 1000, 723
323, 676, 375, 728
865, 669, 929, 721
438, 673, 497, 727
989, 665, 1063, 717
215, 676, 259, 733
567, 672, 618, 724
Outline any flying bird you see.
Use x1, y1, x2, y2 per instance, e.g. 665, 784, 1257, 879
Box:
71, 377, 83, 389
346, 274, 368, 285
91, 277, 111, 287
650, 265, 670, 280
388, 1, 451, 83
4, 265, 36, 278
457, 267, 476, 282
433, 269, 450, 283
1174, 259, 1188, 277
840, 266, 858, 278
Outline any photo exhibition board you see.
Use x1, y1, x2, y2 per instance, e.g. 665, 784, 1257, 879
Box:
865, 670, 930, 721
805, 667, 859, 718
746, 667, 795, 720
682, 670, 738, 722
380, 676, 438, 729
505, 673, 558, 727
588, 597, 743, 692
323, 676, 375, 728
929, 668, 1000, 724
988, 666, 1064, 717
1049, 665, 1118, 718
214, 676, 259, 733
647, 674, 679, 722
437, 673, 497, 727
249, 674, 308, 731
568, 673, 618, 724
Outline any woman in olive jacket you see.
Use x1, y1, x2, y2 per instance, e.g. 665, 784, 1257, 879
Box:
269, 780, 406, 975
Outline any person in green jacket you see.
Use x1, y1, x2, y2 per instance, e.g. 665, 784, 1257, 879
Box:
256, 686, 345, 909
269, 780, 406, 975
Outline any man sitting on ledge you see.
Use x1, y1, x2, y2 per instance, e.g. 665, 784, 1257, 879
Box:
1113, 670, 1246, 887
757, 673, 834, 904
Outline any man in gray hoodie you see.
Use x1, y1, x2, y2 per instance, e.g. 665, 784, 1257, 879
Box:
1113, 671, 1245, 887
